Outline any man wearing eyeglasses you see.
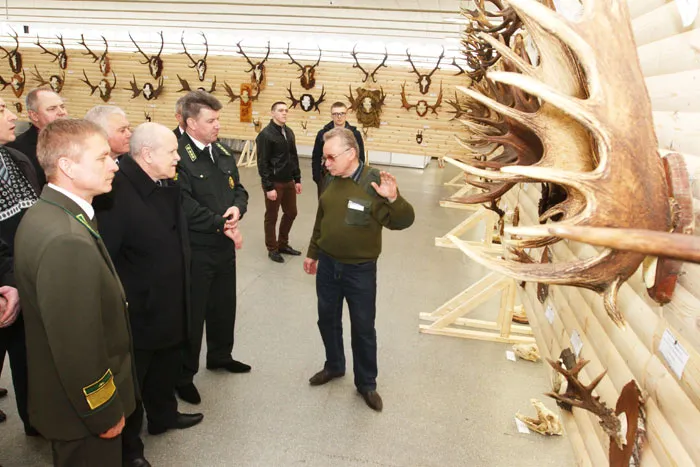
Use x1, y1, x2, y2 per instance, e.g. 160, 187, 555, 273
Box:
311, 102, 365, 198
303, 127, 414, 412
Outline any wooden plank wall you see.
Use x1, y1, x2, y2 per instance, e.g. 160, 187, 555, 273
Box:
0, 37, 466, 158
484, 1, 700, 465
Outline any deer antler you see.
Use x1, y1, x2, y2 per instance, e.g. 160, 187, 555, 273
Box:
236, 41, 255, 71
545, 358, 624, 448
350, 45, 369, 82
369, 48, 388, 83
284, 43, 304, 71
79, 34, 100, 61
129, 33, 151, 64
129, 31, 164, 79
0, 28, 22, 74
125, 74, 142, 99
286, 83, 300, 108
181, 31, 208, 80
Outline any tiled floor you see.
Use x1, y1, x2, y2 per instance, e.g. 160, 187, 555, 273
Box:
0, 159, 574, 466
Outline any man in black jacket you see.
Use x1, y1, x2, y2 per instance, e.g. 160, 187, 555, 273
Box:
96, 123, 203, 465
256, 101, 302, 263
0, 97, 40, 436
176, 91, 249, 405
311, 101, 364, 197
6, 88, 68, 187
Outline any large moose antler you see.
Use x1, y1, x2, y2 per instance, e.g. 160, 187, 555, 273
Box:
284, 44, 322, 90
236, 41, 270, 89
350, 46, 388, 83
0, 28, 22, 74
406, 47, 444, 94
129, 31, 164, 79
181, 31, 208, 81
30, 65, 64, 94
35, 35, 68, 70
79, 35, 111, 76
452, 0, 671, 325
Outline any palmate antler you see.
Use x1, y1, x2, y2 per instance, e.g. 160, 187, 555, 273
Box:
455, 0, 671, 325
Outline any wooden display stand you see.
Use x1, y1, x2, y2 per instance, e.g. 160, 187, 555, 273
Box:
237, 140, 257, 168
434, 206, 500, 250
420, 271, 534, 344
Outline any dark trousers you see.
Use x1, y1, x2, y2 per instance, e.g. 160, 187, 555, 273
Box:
52, 435, 121, 467
0, 313, 29, 428
180, 246, 237, 385
122, 345, 182, 459
316, 252, 378, 392
264, 181, 298, 251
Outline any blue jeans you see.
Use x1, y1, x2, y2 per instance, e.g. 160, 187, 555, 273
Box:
316, 252, 378, 392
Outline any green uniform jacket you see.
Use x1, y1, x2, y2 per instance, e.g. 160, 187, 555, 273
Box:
177, 134, 249, 247
14, 187, 136, 441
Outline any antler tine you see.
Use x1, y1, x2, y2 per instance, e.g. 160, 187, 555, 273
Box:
129, 33, 150, 62
479, 33, 533, 75
427, 46, 445, 78
314, 46, 322, 67
30, 65, 48, 86
157, 30, 164, 56
236, 41, 256, 70
79, 34, 98, 60
200, 31, 208, 61
286, 82, 299, 107
405, 49, 420, 75
111, 69, 117, 88
262, 41, 271, 63
102, 36, 109, 53
350, 45, 369, 82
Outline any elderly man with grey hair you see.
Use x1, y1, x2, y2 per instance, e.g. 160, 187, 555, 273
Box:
96, 123, 203, 467
84, 105, 132, 162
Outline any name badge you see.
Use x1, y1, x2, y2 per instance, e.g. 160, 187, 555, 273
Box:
348, 200, 365, 211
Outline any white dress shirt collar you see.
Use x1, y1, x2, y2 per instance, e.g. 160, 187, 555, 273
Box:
47, 183, 95, 220
187, 134, 214, 162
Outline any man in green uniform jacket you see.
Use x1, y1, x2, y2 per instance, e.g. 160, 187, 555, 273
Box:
14, 119, 138, 467
175, 91, 249, 405
303, 127, 415, 412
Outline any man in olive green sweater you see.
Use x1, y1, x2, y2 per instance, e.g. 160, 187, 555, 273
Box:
303, 127, 415, 412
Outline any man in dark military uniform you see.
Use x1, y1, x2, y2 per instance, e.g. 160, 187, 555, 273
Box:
15, 119, 138, 466
175, 91, 249, 405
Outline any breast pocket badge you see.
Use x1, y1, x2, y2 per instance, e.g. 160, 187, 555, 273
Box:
229, 175, 235, 189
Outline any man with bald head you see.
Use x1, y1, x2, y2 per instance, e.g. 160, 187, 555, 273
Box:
84, 105, 132, 162
96, 123, 203, 464
7, 87, 67, 186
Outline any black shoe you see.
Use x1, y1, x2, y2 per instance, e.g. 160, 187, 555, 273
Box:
24, 425, 40, 437
123, 457, 151, 467
358, 390, 383, 412
176, 383, 201, 405
309, 369, 345, 386
0, 409, 5, 423
279, 245, 302, 256
268, 251, 285, 263
206, 359, 251, 373
148, 412, 203, 435
0, 387, 7, 398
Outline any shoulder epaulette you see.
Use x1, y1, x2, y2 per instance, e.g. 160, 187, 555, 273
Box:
215, 142, 231, 157
185, 144, 197, 162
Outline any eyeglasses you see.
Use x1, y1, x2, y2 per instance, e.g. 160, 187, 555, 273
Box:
331, 112, 346, 118
322, 147, 351, 162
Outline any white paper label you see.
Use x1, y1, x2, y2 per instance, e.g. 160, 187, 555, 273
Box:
570, 330, 583, 358
252, 111, 259, 115
545, 305, 555, 324
348, 200, 364, 211
515, 417, 531, 434
658, 329, 690, 379
310, 116, 317, 120
268, 82, 275, 86
380, 121, 388, 126
506, 350, 517, 362
676, 0, 699, 27
423, 125, 430, 129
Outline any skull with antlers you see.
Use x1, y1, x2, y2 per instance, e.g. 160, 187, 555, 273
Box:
406, 47, 444, 94
283, 44, 322, 90
129, 31, 164, 79
126, 75, 164, 101
401, 81, 443, 117
223, 81, 259, 104
346, 86, 386, 128
0, 70, 26, 98
79, 35, 111, 76
0, 28, 22, 74
31, 66, 65, 94
236, 41, 270, 90
350, 46, 388, 83
176, 75, 216, 94
80, 70, 117, 103
181, 31, 208, 81
287, 84, 326, 113
35, 35, 68, 70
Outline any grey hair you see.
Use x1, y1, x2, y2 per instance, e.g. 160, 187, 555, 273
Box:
84, 105, 126, 132
130, 122, 171, 158
175, 95, 186, 115
323, 127, 358, 158
26, 87, 54, 112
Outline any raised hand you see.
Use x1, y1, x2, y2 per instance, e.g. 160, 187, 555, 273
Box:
370, 171, 398, 202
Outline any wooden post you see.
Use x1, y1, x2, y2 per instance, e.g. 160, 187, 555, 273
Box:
434, 207, 500, 250
237, 140, 258, 168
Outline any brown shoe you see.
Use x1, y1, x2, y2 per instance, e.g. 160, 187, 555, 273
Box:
358, 390, 383, 412
309, 369, 344, 386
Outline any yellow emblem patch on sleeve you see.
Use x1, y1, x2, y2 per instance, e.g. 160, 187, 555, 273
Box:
83, 369, 117, 410
216, 142, 231, 157
185, 144, 197, 162
173, 172, 179, 181
228, 176, 235, 189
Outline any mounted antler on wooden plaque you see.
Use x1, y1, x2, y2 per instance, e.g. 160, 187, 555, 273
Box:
176, 75, 216, 94
181, 31, 208, 81
79, 35, 111, 76
80, 70, 117, 103
0, 70, 26, 98
236, 41, 270, 91
283, 44, 321, 90
0, 28, 22, 74
346, 86, 386, 128
287, 83, 326, 113
126, 75, 164, 101
400, 81, 443, 117
35, 35, 68, 70
350, 46, 388, 83
31, 66, 64, 94
129, 31, 164, 79
406, 47, 444, 94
